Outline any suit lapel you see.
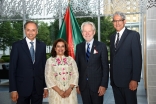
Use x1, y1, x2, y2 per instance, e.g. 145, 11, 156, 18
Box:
111, 34, 116, 50
116, 28, 128, 51
21, 38, 32, 62
81, 42, 87, 62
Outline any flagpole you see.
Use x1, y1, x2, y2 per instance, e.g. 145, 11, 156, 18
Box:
59, 0, 62, 29
98, 0, 101, 41
68, 0, 70, 5
22, 0, 26, 38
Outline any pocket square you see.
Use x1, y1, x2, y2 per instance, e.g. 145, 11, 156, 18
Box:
93, 49, 98, 54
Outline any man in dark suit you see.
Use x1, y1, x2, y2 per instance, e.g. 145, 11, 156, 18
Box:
76, 21, 109, 104
9, 21, 48, 104
110, 11, 142, 104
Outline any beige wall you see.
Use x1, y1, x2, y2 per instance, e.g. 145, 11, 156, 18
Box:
146, 5, 156, 104
103, 0, 139, 22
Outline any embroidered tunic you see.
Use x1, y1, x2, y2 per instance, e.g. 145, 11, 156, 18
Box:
45, 56, 79, 104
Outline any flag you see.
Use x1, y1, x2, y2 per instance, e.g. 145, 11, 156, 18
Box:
57, 5, 84, 59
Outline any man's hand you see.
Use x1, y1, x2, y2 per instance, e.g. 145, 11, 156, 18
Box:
76, 87, 81, 94
11, 91, 18, 103
129, 80, 138, 91
98, 86, 106, 96
43, 89, 48, 98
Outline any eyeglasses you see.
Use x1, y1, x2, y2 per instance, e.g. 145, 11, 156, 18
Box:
112, 19, 124, 23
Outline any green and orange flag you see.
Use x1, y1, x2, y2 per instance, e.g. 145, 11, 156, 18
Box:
56, 5, 84, 59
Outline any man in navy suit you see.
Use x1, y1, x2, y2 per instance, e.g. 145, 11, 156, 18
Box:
76, 21, 109, 104
9, 21, 48, 104
110, 11, 142, 104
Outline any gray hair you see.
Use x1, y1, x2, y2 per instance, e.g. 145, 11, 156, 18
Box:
113, 11, 126, 20
81, 21, 96, 31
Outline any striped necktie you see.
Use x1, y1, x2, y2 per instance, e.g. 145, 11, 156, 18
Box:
86, 43, 90, 61
115, 33, 119, 48
30, 42, 35, 62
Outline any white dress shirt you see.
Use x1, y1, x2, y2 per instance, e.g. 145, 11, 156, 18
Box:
114, 27, 125, 44
86, 38, 94, 52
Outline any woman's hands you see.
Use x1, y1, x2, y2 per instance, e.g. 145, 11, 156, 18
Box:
53, 85, 74, 98
57, 88, 72, 98
57, 90, 66, 98
63, 87, 72, 97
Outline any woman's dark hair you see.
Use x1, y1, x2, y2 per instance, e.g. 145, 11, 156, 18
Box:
51, 38, 69, 57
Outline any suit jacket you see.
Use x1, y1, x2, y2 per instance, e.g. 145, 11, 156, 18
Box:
9, 38, 46, 96
76, 39, 109, 92
110, 28, 142, 87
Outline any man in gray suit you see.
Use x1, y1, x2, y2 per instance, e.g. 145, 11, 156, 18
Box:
110, 11, 142, 104
76, 21, 109, 104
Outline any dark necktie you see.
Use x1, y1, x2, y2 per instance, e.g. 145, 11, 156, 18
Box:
86, 43, 90, 61
30, 42, 35, 62
115, 33, 119, 48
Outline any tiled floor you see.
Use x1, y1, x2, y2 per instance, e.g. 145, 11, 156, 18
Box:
0, 79, 147, 104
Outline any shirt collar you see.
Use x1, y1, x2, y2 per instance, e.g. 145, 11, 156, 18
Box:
117, 27, 125, 36
26, 37, 36, 43
86, 38, 94, 45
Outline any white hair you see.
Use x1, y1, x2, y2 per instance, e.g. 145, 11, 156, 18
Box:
81, 21, 96, 31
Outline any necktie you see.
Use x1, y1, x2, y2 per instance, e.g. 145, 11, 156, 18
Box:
30, 42, 35, 62
115, 33, 119, 48
86, 43, 90, 61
